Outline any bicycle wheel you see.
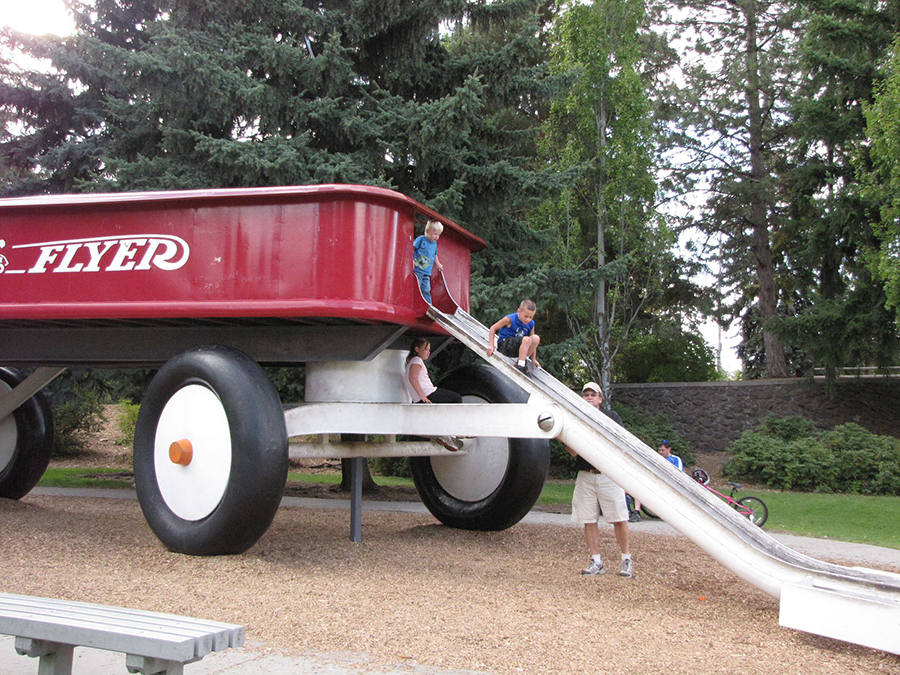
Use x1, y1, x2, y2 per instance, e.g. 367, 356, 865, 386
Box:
737, 496, 768, 527
691, 468, 710, 485
640, 505, 658, 519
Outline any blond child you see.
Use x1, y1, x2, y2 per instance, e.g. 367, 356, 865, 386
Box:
412, 220, 444, 304
486, 299, 541, 375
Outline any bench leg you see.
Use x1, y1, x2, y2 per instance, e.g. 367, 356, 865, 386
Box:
126, 654, 185, 675
14, 637, 74, 675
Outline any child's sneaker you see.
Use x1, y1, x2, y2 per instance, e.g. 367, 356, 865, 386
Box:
435, 436, 462, 452
515, 363, 531, 376
629, 511, 642, 522
581, 559, 605, 575
619, 557, 633, 578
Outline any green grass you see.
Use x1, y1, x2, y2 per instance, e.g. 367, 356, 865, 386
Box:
38, 467, 135, 490
536, 481, 575, 506
537, 480, 900, 550
743, 488, 900, 550
38, 469, 900, 550
38, 469, 417, 490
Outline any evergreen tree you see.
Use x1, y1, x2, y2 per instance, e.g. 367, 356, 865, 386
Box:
860, 31, 900, 342
782, 0, 900, 381
1, 1, 557, 250
654, 0, 801, 378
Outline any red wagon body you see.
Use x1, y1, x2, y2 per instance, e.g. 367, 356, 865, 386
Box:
0, 185, 484, 365
0, 184, 554, 562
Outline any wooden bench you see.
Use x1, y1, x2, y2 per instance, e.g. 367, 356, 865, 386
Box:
0, 593, 245, 675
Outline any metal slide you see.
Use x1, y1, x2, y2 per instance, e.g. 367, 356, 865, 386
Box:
427, 302, 900, 656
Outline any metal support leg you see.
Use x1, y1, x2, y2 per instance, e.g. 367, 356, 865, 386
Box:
0, 367, 66, 421
350, 456, 363, 543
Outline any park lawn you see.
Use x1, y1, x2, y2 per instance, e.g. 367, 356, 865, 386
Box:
39, 468, 420, 489
37, 467, 136, 490
38, 469, 900, 550
749, 488, 900, 550
539, 481, 900, 550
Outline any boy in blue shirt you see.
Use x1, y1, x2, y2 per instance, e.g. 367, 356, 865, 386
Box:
486, 299, 541, 375
658, 440, 684, 471
631, 440, 683, 520
412, 220, 443, 304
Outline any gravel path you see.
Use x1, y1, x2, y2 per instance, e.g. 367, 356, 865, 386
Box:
2, 494, 899, 675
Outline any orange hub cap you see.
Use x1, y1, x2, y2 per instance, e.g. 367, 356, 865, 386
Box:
168, 439, 193, 466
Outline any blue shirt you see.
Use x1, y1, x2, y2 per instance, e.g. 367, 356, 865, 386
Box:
665, 455, 684, 471
413, 235, 437, 276
498, 312, 535, 341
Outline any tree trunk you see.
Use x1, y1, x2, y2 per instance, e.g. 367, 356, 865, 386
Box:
337, 435, 379, 493
596, 96, 614, 402
745, 1, 789, 379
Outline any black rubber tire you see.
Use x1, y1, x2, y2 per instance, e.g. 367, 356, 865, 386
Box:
0, 368, 54, 500
737, 495, 768, 527
134, 345, 288, 555
409, 363, 550, 530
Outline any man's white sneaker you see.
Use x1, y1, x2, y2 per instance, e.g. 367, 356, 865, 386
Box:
619, 557, 633, 578
581, 559, 606, 575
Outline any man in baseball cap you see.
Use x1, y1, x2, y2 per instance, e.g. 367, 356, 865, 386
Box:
565, 381, 634, 578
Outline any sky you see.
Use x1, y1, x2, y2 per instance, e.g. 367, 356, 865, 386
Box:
2, 0, 74, 36
2, 1, 743, 374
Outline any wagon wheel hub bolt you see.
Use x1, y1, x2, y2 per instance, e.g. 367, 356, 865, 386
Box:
537, 412, 555, 432
169, 439, 193, 466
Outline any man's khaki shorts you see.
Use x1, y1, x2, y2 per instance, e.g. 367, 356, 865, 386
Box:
571, 470, 629, 524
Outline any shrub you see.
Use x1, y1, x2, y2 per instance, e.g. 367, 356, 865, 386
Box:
723, 431, 795, 488
724, 416, 900, 495
756, 414, 818, 442
369, 456, 411, 478
116, 401, 141, 447
613, 403, 695, 467
549, 439, 577, 479
822, 423, 900, 494
42, 369, 115, 457
49, 387, 105, 457
780, 437, 838, 492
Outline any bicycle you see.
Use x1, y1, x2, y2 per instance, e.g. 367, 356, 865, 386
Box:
691, 468, 768, 527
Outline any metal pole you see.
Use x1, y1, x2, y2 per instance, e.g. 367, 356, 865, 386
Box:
0, 367, 66, 421
349, 456, 363, 543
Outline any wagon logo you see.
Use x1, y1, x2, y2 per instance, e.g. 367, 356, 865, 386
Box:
0, 234, 190, 274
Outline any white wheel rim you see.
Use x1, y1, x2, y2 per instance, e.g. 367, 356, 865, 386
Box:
154, 384, 232, 521
430, 394, 510, 502
0, 381, 17, 474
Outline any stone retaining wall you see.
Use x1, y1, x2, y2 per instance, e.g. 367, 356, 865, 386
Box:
611, 378, 900, 452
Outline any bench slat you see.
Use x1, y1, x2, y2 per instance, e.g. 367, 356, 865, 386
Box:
0, 593, 244, 661
0, 594, 242, 638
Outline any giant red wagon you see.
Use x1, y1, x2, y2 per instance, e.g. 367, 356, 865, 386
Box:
0, 184, 551, 555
